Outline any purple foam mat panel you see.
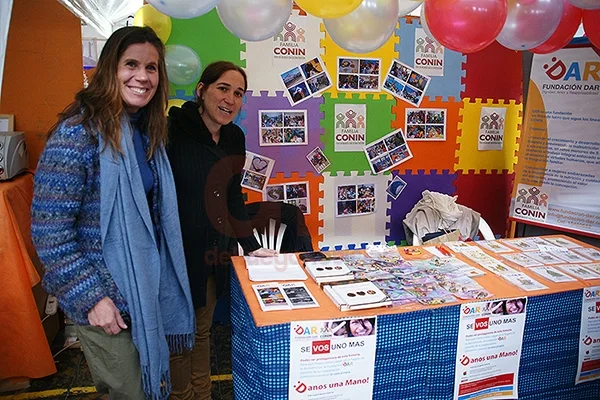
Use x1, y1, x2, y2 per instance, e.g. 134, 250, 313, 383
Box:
385, 169, 457, 245
241, 90, 325, 178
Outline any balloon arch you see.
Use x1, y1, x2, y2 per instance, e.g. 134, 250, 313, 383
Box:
133, 0, 599, 85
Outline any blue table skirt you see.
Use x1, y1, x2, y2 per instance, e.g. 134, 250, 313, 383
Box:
231, 271, 600, 399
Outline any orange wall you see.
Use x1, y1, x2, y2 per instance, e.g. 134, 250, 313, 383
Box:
0, 0, 82, 170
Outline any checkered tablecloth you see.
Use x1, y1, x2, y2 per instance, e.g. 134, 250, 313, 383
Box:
231, 272, 600, 399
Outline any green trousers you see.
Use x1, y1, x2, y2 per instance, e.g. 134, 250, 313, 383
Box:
75, 325, 146, 400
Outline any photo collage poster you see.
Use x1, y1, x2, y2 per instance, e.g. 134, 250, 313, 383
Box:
264, 181, 311, 215
383, 59, 431, 107
336, 183, 376, 217
364, 128, 413, 174
259, 110, 308, 146
241, 151, 275, 192
280, 55, 333, 106
337, 56, 381, 92
405, 108, 447, 141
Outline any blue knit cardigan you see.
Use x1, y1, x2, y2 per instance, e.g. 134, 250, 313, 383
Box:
31, 122, 160, 325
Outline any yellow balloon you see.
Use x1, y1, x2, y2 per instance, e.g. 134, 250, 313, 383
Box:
166, 99, 186, 115
295, 0, 362, 19
133, 4, 172, 44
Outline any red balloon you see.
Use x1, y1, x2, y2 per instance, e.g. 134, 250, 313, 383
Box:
531, 0, 582, 54
424, 0, 508, 53
583, 9, 600, 48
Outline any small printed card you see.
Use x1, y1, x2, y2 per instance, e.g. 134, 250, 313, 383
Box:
241, 152, 275, 192
364, 128, 413, 174
553, 250, 593, 264
382, 59, 431, 107
502, 272, 548, 291
281, 56, 332, 106
555, 264, 600, 280
386, 176, 407, 200
501, 252, 544, 268
542, 236, 582, 248
530, 266, 577, 283
525, 251, 567, 265
475, 240, 514, 253
252, 282, 318, 312
444, 241, 476, 253
500, 238, 539, 252
337, 56, 381, 92
572, 247, 600, 261
306, 147, 331, 173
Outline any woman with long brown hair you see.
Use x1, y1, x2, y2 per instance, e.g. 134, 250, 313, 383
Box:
31, 26, 195, 400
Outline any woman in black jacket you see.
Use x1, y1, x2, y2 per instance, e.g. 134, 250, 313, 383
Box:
166, 61, 276, 400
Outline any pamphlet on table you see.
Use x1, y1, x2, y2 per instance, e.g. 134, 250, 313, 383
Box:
576, 286, 600, 384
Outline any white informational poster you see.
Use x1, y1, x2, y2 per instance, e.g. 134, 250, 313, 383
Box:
510, 48, 600, 237
289, 317, 377, 399
576, 286, 600, 384
334, 104, 367, 152
454, 298, 527, 400
414, 28, 444, 77
478, 107, 507, 151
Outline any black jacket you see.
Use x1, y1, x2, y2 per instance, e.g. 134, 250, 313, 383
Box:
167, 101, 260, 308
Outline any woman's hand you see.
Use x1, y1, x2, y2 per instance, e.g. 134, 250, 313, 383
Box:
88, 297, 128, 335
248, 247, 278, 257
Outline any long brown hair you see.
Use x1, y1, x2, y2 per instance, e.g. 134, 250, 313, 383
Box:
195, 61, 248, 111
50, 26, 168, 158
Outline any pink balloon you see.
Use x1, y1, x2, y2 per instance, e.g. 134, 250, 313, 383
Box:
583, 9, 600, 48
531, 0, 582, 53
424, 0, 508, 53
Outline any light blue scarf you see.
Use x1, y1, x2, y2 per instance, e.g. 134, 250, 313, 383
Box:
99, 118, 195, 399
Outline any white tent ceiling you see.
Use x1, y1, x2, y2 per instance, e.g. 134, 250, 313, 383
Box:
57, 0, 143, 38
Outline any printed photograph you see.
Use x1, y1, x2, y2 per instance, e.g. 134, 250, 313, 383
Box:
386, 176, 407, 200
384, 130, 406, 151
261, 128, 284, 144
287, 183, 308, 199
248, 155, 270, 174
357, 198, 376, 214
427, 110, 445, 124
288, 82, 310, 104
400, 85, 423, 106
407, 110, 426, 124
307, 73, 332, 94
264, 181, 311, 214
261, 111, 283, 127
406, 125, 426, 139
389, 146, 411, 163
337, 200, 357, 216
284, 128, 306, 144
383, 76, 405, 96
408, 71, 428, 91
389, 61, 410, 82
384, 60, 431, 107
301, 57, 324, 78
372, 154, 393, 173
284, 112, 305, 127
306, 147, 331, 173
337, 57, 381, 92
406, 108, 447, 141
265, 185, 285, 201
365, 141, 388, 160
425, 125, 445, 140
337, 185, 357, 201
281, 67, 303, 88
357, 183, 375, 199
241, 170, 267, 191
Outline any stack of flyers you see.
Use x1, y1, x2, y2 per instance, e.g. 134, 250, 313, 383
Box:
502, 272, 548, 291
475, 240, 513, 253
526, 251, 568, 265
444, 241, 476, 253
530, 266, 578, 283
438, 275, 493, 300
501, 252, 544, 268
372, 279, 417, 306
555, 264, 600, 280
404, 282, 457, 305
304, 259, 355, 284
500, 238, 539, 252
553, 249, 593, 263
572, 247, 600, 261
323, 280, 392, 311
252, 282, 319, 312
542, 236, 582, 248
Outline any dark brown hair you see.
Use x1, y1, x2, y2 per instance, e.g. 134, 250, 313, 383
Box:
50, 26, 168, 158
195, 61, 248, 110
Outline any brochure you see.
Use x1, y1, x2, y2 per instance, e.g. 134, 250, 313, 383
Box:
529, 266, 578, 283
304, 258, 355, 284
252, 282, 319, 312
323, 280, 392, 311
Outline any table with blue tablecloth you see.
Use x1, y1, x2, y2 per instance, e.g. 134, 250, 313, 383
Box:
230, 236, 600, 399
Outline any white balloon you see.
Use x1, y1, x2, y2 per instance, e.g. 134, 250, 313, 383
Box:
217, 0, 293, 41
398, 0, 420, 16
147, 0, 220, 19
568, 0, 600, 9
165, 45, 202, 86
324, 0, 400, 54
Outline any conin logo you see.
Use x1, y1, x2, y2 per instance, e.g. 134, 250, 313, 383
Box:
544, 57, 600, 82
514, 184, 549, 222
273, 21, 306, 58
